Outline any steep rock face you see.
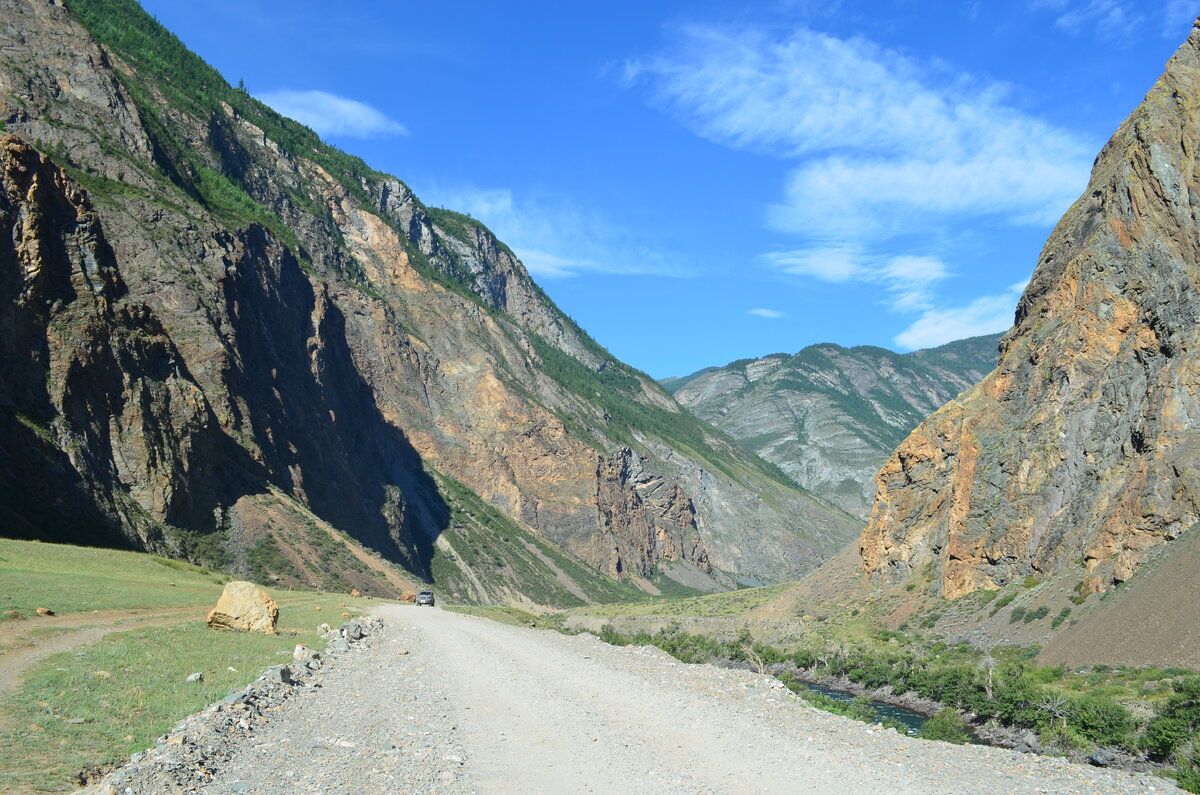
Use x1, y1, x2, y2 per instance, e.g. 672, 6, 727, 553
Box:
671, 336, 1000, 518
861, 24, 1200, 599
0, 0, 858, 598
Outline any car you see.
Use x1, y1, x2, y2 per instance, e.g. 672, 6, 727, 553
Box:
415, 590, 435, 606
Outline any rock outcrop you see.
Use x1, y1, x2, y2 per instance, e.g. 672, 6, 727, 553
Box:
670, 336, 1000, 518
861, 22, 1200, 599
206, 581, 279, 634
0, 0, 859, 602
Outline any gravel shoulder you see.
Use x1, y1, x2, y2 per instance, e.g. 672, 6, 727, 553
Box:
189, 605, 1181, 794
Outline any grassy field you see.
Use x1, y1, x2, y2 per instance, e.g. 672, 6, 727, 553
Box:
0, 539, 391, 792
566, 581, 793, 619
0, 538, 232, 618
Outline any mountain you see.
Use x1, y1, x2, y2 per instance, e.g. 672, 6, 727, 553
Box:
0, 0, 860, 605
667, 335, 1001, 517
860, 20, 1200, 615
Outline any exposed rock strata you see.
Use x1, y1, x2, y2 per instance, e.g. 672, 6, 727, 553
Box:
0, 0, 858, 599
861, 23, 1200, 598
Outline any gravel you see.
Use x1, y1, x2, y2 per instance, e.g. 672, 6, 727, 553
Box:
82, 606, 1185, 794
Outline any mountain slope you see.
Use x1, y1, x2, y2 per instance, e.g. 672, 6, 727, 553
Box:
860, 20, 1200, 604
0, 0, 858, 603
669, 335, 1000, 517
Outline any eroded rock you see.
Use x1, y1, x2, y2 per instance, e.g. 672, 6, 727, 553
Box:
206, 581, 279, 634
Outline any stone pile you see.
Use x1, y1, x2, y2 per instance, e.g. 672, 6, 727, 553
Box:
78, 615, 384, 794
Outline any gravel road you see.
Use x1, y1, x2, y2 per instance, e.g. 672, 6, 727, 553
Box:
198, 605, 1182, 794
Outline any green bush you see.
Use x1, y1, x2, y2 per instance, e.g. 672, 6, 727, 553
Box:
1009, 606, 1027, 623
1051, 607, 1072, 629
1023, 605, 1050, 623
1040, 723, 1090, 753
1068, 694, 1133, 746
990, 591, 1018, 616
917, 710, 971, 744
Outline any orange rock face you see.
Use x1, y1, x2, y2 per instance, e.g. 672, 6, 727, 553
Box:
862, 24, 1200, 599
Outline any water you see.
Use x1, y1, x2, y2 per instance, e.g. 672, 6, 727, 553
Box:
799, 682, 928, 736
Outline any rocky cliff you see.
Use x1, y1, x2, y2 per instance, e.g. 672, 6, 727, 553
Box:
860, 21, 1200, 600
0, 0, 858, 603
669, 336, 1000, 517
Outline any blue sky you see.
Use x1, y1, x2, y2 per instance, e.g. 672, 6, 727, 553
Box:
138, 0, 1199, 377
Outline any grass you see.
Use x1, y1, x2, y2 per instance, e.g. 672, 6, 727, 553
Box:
568, 581, 793, 619
0, 539, 230, 619
0, 539, 385, 792
442, 605, 561, 630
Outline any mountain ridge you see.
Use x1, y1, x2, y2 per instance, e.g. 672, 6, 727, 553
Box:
0, 0, 859, 604
668, 334, 1002, 517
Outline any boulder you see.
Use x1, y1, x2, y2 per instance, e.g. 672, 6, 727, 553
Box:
206, 581, 279, 634
350, 589, 361, 598
400, 590, 417, 603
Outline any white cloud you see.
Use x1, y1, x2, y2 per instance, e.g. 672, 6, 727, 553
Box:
1030, 0, 1143, 38
748, 308, 788, 318
762, 247, 862, 282
763, 248, 949, 313
631, 23, 1092, 350
425, 186, 681, 279
257, 90, 408, 139
893, 281, 1028, 350
631, 25, 1093, 240
1164, 0, 1200, 37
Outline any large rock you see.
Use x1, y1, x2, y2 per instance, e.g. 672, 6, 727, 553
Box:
206, 581, 279, 634
861, 21, 1200, 599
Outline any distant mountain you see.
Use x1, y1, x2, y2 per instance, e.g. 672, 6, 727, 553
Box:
0, 0, 860, 606
668, 335, 1001, 517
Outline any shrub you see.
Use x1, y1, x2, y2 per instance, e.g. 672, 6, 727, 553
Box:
1009, 606, 1027, 624
1051, 607, 1072, 629
917, 710, 971, 744
1023, 605, 1050, 623
1040, 723, 1090, 754
1068, 694, 1134, 746
990, 591, 1018, 616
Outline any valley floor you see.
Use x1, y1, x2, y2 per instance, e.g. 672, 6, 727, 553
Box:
191, 606, 1177, 794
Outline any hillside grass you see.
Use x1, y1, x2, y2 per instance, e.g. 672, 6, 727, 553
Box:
0, 539, 386, 792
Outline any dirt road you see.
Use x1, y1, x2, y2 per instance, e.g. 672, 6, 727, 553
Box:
192, 605, 1179, 794
0, 607, 208, 697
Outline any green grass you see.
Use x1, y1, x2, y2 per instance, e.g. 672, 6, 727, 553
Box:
0, 594, 366, 792
0, 539, 229, 619
0, 540, 382, 792
442, 605, 560, 630
568, 581, 792, 619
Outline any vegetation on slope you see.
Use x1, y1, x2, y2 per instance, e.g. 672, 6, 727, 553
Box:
585, 619, 1200, 791
428, 472, 644, 607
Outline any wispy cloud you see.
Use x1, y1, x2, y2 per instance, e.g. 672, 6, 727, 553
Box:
893, 281, 1028, 350
629, 25, 1091, 241
426, 186, 681, 279
629, 23, 1091, 347
1030, 0, 1144, 39
257, 90, 408, 139
763, 248, 948, 313
748, 308, 788, 319
1164, 0, 1200, 38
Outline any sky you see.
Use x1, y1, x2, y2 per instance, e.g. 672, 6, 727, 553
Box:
138, 0, 1200, 378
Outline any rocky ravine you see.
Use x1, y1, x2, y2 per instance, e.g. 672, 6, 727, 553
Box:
0, 0, 859, 601
670, 336, 999, 518
85, 606, 1181, 794
861, 20, 1200, 600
